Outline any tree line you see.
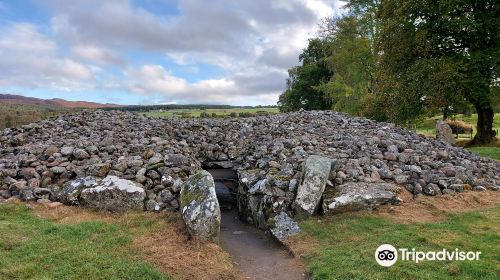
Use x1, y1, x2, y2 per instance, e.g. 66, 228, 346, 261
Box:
278, 0, 499, 144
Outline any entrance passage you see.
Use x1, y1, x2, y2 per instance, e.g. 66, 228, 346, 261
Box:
205, 168, 306, 280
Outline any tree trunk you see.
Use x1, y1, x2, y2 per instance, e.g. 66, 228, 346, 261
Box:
472, 103, 495, 145
442, 107, 449, 120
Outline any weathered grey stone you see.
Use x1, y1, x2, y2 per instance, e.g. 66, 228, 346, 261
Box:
164, 154, 189, 167
86, 163, 110, 177
73, 149, 90, 160
50, 166, 66, 174
292, 155, 331, 217
436, 121, 455, 145
80, 176, 145, 212
423, 183, 441, 196
59, 176, 99, 205
269, 212, 300, 242
60, 146, 74, 156
323, 182, 398, 214
180, 171, 220, 243
19, 187, 35, 201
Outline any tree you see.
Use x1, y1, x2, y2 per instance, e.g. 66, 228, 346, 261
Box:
376, 0, 499, 144
278, 39, 333, 112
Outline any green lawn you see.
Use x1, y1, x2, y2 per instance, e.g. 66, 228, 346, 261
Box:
0, 203, 169, 280
467, 147, 500, 160
143, 107, 279, 118
296, 206, 500, 280
415, 114, 500, 139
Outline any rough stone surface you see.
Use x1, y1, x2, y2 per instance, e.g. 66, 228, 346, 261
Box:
269, 212, 300, 242
59, 176, 98, 205
436, 121, 455, 145
79, 176, 145, 212
323, 182, 398, 214
180, 171, 221, 243
0, 110, 498, 229
293, 155, 331, 217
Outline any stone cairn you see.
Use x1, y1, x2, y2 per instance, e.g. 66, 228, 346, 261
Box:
1, 110, 498, 242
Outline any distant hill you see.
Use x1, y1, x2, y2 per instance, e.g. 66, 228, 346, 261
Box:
0, 94, 123, 109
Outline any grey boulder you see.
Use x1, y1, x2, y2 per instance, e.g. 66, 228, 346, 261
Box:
292, 155, 331, 217
59, 176, 99, 205
269, 212, 300, 243
436, 121, 455, 145
180, 171, 221, 243
323, 182, 398, 214
79, 176, 145, 212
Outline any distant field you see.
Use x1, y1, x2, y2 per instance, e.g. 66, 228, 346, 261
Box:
413, 114, 500, 160
0, 103, 75, 130
143, 107, 279, 118
415, 114, 500, 139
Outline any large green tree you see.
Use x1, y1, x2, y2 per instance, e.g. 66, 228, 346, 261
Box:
376, 0, 499, 144
278, 38, 332, 112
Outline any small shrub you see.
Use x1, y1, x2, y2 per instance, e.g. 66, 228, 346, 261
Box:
229, 112, 237, 117
256, 111, 270, 116
200, 112, 210, 118
238, 112, 256, 118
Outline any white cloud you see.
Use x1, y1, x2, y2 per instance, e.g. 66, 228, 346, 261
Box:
2, 0, 343, 104
0, 23, 93, 90
71, 44, 124, 65
124, 64, 283, 105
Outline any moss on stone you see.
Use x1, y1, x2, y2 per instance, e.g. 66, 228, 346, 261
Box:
180, 190, 204, 209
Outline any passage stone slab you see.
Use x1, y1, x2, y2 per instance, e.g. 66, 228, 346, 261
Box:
292, 155, 332, 217
180, 170, 221, 243
323, 182, 398, 214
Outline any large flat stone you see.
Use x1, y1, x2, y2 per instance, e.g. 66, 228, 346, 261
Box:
79, 176, 145, 212
323, 182, 398, 214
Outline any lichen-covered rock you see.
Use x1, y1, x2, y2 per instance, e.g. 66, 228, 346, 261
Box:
79, 176, 145, 212
59, 176, 99, 205
323, 182, 398, 214
180, 171, 221, 243
293, 155, 331, 217
436, 121, 455, 145
269, 212, 300, 242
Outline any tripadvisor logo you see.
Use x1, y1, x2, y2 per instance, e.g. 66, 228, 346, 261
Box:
375, 244, 481, 267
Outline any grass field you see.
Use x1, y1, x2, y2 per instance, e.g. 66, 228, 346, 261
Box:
412, 114, 500, 160
0, 202, 236, 280
415, 114, 500, 139
143, 107, 279, 118
467, 147, 500, 160
291, 204, 500, 280
0, 203, 168, 279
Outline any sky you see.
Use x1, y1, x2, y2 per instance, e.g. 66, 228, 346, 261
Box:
0, 0, 343, 105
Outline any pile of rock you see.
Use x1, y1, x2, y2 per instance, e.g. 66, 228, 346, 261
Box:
1, 110, 498, 241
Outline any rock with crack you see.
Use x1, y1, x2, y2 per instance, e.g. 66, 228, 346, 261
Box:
180, 170, 221, 243
292, 155, 332, 217
269, 212, 300, 243
79, 176, 145, 212
59, 176, 99, 205
323, 182, 398, 214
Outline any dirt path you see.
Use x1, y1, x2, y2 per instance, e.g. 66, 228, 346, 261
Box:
220, 210, 306, 280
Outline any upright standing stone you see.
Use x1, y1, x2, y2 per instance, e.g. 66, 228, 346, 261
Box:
180, 171, 221, 243
292, 155, 331, 217
436, 120, 455, 145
